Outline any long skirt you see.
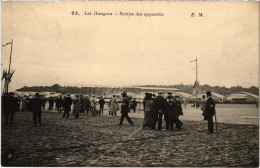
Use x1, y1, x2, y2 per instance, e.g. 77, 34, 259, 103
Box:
143, 111, 153, 128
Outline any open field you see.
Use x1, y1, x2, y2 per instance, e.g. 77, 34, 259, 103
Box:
1, 109, 259, 167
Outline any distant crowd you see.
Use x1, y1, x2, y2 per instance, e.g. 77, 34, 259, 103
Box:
2, 91, 216, 133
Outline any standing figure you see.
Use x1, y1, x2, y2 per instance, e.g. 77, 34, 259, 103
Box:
90, 95, 97, 116
120, 92, 134, 126
16, 97, 21, 112
73, 95, 81, 119
165, 93, 181, 131
109, 95, 118, 116
98, 97, 105, 115
130, 98, 137, 113
42, 97, 46, 110
63, 94, 72, 119
183, 98, 187, 109
49, 98, 54, 110
201, 95, 207, 120
175, 96, 183, 130
4, 92, 18, 126
204, 91, 215, 134
31, 93, 42, 126
81, 95, 90, 115
143, 93, 153, 129
151, 91, 168, 130
55, 96, 62, 113
21, 95, 27, 112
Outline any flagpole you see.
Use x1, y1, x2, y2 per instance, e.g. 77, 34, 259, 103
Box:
5, 39, 13, 94
196, 58, 198, 104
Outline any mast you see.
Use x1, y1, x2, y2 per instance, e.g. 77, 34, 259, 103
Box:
4, 39, 13, 94
196, 58, 198, 103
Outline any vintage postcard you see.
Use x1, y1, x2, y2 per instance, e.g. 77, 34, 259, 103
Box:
1, 1, 259, 167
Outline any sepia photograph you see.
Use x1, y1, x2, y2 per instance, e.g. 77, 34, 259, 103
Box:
1, 1, 259, 167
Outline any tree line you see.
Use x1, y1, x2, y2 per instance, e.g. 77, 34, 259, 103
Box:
16, 84, 259, 96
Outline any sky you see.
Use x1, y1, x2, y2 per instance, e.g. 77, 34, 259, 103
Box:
1, 1, 259, 91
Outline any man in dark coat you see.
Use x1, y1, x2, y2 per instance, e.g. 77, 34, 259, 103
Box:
3, 92, 18, 126
204, 91, 215, 134
63, 94, 72, 119
120, 92, 134, 126
31, 93, 42, 126
49, 98, 54, 110
130, 98, 137, 113
175, 96, 183, 130
151, 91, 168, 130
56, 96, 63, 113
98, 97, 105, 115
165, 93, 181, 131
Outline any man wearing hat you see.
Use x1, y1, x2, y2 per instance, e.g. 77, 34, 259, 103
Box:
120, 92, 134, 126
204, 91, 215, 134
31, 93, 43, 126
165, 92, 180, 131
98, 96, 105, 115
63, 94, 72, 119
151, 91, 168, 130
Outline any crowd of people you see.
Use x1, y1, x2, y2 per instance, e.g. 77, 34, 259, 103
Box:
2, 90, 216, 133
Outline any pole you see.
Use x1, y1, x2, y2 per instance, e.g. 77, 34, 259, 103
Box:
215, 110, 218, 133
196, 58, 198, 104
6, 39, 13, 94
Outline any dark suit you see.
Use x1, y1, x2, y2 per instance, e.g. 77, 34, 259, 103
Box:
120, 97, 133, 125
31, 97, 42, 126
98, 99, 105, 114
205, 96, 215, 133
4, 95, 18, 125
63, 97, 72, 119
165, 96, 180, 130
151, 95, 168, 130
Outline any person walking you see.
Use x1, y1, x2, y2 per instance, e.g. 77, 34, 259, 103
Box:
31, 93, 42, 126
73, 95, 81, 119
63, 94, 72, 119
98, 97, 105, 115
143, 93, 153, 129
151, 91, 168, 130
109, 95, 118, 116
120, 92, 134, 126
204, 91, 216, 134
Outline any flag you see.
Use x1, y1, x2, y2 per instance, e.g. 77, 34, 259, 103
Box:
2, 42, 12, 47
189, 59, 197, 62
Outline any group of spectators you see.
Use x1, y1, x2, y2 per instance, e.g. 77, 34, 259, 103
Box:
142, 91, 183, 131
2, 90, 216, 133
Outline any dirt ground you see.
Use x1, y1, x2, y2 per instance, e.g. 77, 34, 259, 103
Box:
1, 111, 259, 167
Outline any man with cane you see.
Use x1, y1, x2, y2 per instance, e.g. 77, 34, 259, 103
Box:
204, 91, 216, 134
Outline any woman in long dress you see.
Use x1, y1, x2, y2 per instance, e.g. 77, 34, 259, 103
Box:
109, 95, 118, 116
